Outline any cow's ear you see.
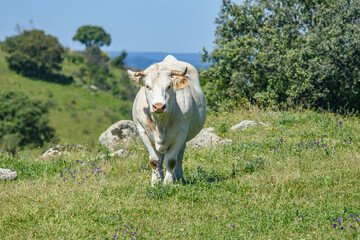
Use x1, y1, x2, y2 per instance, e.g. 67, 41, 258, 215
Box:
127, 70, 145, 86
172, 76, 188, 89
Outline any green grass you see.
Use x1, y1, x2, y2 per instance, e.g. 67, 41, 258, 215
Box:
0, 49, 132, 150
1, 107, 359, 239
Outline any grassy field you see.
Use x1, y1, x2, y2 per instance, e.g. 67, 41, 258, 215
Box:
0, 49, 133, 150
1, 106, 359, 239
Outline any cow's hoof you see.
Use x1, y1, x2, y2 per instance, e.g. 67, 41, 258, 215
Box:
164, 177, 174, 185
151, 180, 162, 187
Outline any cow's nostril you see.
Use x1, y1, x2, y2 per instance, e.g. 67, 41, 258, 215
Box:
153, 103, 166, 113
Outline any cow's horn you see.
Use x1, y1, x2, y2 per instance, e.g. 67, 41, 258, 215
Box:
171, 67, 187, 76
134, 71, 145, 77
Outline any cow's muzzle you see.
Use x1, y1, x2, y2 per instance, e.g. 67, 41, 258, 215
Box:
152, 103, 166, 113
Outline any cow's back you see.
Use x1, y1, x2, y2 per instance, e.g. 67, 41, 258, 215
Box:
161, 56, 206, 141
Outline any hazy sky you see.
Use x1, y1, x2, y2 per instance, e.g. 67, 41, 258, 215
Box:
0, 0, 242, 53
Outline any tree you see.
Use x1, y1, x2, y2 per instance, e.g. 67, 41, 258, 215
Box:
111, 50, 127, 68
84, 45, 111, 90
73, 25, 111, 48
202, 0, 360, 111
0, 90, 55, 153
3, 29, 64, 78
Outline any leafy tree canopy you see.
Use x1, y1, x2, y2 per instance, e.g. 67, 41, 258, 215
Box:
202, 0, 360, 111
0, 90, 55, 153
111, 50, 127, 68
3, 29, 64, 78
73, 25, 111, 48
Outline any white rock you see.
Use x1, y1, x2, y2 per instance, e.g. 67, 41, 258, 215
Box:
89, 85, 99, 91
109, 149, 126, 157
0, 168, 17, 180
230, 120, 267, 131
187, 127, 233, 147
99, 120, 138, 150
187, 127, 219, 147
219, 139, 233, 145
41, 144, 85, 158
99, 149, 128, 160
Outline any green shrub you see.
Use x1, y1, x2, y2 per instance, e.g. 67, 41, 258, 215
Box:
111, 50, 127, 68
2, 29, 64, 78
64, 54, 84, 64
202, 0, 360, 111
0, 90, 55, 153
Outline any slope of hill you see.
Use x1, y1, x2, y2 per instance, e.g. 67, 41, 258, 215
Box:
1, 106, 359, 239
0, 49, 133, 149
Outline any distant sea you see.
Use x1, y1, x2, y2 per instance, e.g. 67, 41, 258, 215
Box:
108, 51, 210, 70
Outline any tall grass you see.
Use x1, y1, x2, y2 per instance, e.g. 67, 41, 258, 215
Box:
1, 107, 359, 239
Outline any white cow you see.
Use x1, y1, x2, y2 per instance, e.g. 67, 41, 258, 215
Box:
128, 55, 206, 185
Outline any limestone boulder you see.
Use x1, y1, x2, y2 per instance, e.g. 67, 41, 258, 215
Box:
99, 120, 138, 150
0, 168, 17, 180
230, 120, 267, 131
187, 127, 232, 147
89, 85, 99, 91
41, 144, 85, 158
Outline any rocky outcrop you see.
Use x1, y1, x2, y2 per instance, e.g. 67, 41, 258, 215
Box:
41, 144, 85, 158
89, 85, 99, 91
187, 127, 232, 147
99, 120, 138, 150
230, 120, 267, 131
0, 168, 17, 180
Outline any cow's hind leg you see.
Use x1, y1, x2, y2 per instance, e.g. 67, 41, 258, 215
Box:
173, 143, 186, 183
164, 128, 188, 184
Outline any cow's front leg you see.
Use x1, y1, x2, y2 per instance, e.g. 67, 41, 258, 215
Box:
164, 128, 188, 184
137, 128, 164, 185
149, 150, 164, 186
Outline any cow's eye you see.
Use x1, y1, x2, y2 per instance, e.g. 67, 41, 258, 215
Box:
167, 84, 171, 89
146, 85, 151, 90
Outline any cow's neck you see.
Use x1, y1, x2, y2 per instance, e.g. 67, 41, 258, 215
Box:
152, 112, 169, 130
151, 107, 172, 145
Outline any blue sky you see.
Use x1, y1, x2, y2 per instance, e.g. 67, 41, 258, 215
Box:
0, 0, 242, 53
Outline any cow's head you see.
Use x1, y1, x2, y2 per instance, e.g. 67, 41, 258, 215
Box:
128, 66, 188, 115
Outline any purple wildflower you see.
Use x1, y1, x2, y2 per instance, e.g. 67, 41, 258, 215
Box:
333, 224, 337, 228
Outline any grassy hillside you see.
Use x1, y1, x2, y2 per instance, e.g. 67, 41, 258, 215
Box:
1, 107, 359, 239
0, 49, 133, 150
